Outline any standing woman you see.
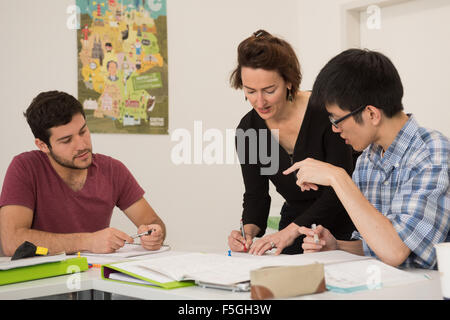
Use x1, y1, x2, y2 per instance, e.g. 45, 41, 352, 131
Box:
228, 30, 356, 255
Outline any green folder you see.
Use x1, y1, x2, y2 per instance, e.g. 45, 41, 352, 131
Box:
102, 262, 195, 289
0, 257, 88, 286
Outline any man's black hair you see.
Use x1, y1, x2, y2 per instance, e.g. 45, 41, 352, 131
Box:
24, 91, 85, 147
310, 48, 404, 122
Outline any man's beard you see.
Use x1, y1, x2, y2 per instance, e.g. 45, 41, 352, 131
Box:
49, 148, 93, 170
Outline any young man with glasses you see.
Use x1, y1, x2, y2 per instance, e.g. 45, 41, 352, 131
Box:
284, 49, 449, 269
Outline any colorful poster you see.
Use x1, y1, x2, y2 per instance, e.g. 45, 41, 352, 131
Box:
76, 0, 168, 134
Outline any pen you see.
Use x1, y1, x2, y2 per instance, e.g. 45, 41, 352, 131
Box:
311, 224, 319, 244
131, 229, 153, 239
240, 219, 248, 252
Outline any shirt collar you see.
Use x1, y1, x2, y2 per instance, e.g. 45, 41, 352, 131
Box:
368, 114, 419, 173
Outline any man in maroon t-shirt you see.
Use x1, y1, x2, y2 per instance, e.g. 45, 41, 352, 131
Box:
0, 91, 166, 256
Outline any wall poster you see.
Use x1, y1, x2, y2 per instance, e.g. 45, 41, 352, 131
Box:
76, 0, 168, 134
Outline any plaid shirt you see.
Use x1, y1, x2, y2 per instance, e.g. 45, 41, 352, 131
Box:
351, 115, 450, 269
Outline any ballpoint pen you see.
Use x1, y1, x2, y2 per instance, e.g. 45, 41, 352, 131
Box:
240, 219, 248, 252
130, 229, 153, 239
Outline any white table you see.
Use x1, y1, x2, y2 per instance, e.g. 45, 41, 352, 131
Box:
0, 266, 443, 300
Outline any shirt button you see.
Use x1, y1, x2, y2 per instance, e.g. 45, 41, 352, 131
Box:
384, 181, 389, 185
394, 163, 399, 168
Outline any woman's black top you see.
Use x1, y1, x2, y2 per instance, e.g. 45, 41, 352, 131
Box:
236, 99, 356, 244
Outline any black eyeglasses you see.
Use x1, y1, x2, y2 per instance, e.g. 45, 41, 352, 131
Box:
329, 105, 367, 128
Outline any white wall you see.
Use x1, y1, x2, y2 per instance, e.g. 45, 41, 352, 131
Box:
359, 0, 450, 137
1, 0, 447, 254
0, 0, 304, 253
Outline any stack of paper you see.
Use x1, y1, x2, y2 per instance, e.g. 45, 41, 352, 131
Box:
73, 244, 171, 265
324, 259, 426, 293
101, 250, 429, 293
0, 253, 67, 270
81, 244, 170, 259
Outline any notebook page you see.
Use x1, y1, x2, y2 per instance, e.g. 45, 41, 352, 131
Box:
109, 272, 160, 286
82, 244, 170, 258
324, 259, 427, 293
139, 253, 262, 284
300, 250, 372, 265
136, 253, 315, 285
0, 253, 67, 270
229, 250, 370, 266
110, 259, 176, 283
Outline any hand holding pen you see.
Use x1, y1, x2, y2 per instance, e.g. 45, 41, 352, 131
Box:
298, 224, 338, 253
227, 220, 253, 253
133, 224, 164, 251
130, 229, 153, 239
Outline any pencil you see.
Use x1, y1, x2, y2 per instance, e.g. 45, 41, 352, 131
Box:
240, 219, 247, 252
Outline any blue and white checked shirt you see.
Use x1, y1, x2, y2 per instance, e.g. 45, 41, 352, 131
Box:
351, 115, 450, 269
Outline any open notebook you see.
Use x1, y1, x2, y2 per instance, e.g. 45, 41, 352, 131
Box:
102, 252, 265, 290
101, 250, 428, 292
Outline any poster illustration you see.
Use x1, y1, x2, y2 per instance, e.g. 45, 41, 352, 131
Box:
76, 0, 168, 134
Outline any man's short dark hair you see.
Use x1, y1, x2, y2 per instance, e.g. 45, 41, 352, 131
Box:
310, 48, 404, 122
24, 91, 85, 147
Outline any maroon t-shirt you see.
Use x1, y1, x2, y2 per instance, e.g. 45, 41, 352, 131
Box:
0, 151, 144, 233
